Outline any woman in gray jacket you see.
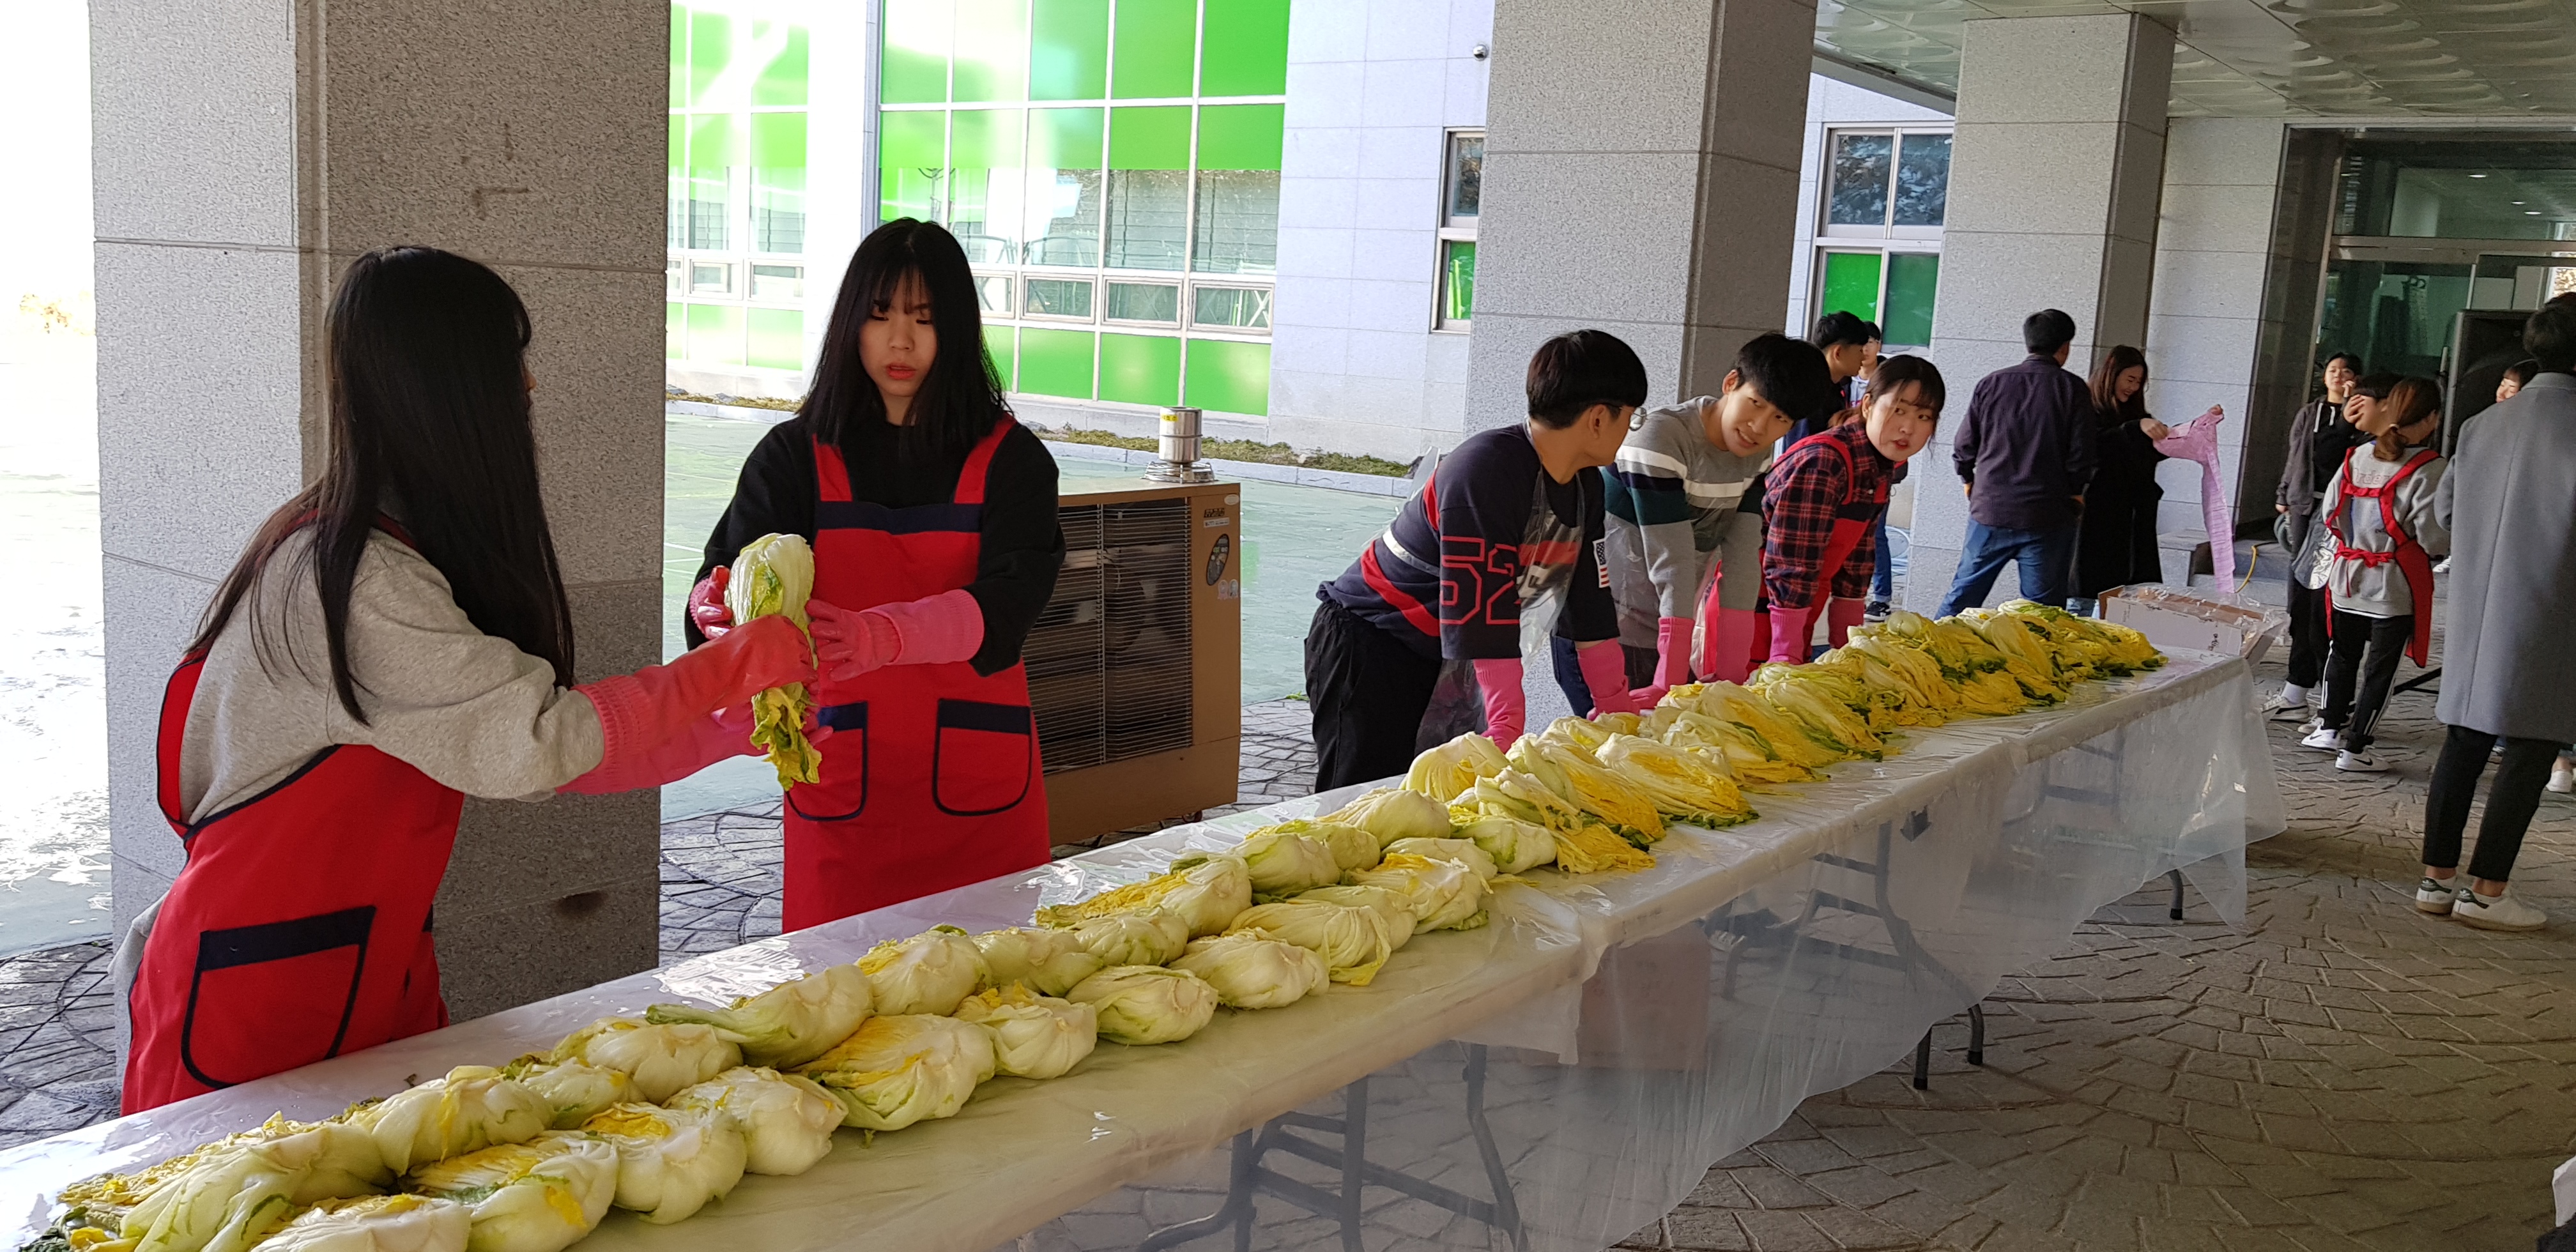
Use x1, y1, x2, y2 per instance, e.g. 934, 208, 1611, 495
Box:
2416, 300, 2576, 931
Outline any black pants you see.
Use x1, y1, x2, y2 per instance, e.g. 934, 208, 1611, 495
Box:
1547, 637, 1656, 716
2283, 578, 2329, 689
2319, 610, 2411, 751
1305, 599, 1441, 791
2423, 726, 2556, 882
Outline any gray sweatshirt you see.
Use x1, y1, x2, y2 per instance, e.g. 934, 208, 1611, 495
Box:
178, 528, 606, 820
2308, 443, 2449, 618
1602, 398, 1772, 646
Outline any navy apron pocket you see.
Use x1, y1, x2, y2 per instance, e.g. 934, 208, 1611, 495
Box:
931, 699, 1036, 817
788, 702, 870, 822
181, 905, 374, 1090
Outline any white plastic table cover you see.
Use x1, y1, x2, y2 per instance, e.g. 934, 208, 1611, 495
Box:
0, 650, 2280, 1252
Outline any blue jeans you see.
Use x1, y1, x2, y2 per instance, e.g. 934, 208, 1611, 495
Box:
1938, 521, 2076, 616
1869, 513, 1892, 603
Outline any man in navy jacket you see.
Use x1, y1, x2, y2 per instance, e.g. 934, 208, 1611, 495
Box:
1936, 309, 2099, 614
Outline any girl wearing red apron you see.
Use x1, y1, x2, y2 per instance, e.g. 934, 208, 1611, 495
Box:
121, 248, 815, 1113
2301, 373, 2448, 774
687, 220, 1063, 931
1759, 356, 1947, 664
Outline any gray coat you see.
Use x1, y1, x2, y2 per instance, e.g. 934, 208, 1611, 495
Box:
2434, 372, 2576, 740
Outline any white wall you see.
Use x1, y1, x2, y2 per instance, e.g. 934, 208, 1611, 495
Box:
1267, 0, 1492, 462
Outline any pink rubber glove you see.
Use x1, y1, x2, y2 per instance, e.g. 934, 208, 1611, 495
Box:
560, 705, 758, 795
1826, 598, 1865, 651
809, 590, 986, 683
1705, 608, 1759, 684
576, 615, 815, 770
1635, 616, 1692, 708
687, 567, 733, 640
1471, 657, 1527, 751
1767, 604, 1814, 664
1578, 641, 1641, 716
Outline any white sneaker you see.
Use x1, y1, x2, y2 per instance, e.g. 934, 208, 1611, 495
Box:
2336, 749, 2388, 773
2416, 878, 2460, 913
2454, 889, 2549, 932
2258, 693, 2312, 722
2301, 726, 2342, 751
2550, 763, 2572, 795
2434, 556, 2451, 574
2297, 716, 2324, 737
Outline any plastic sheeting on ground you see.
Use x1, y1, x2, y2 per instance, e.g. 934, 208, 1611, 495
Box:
0, 652, 2276, 1252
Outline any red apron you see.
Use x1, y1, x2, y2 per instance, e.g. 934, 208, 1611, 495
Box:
2324, 448, 2437, 667
783, 420, 1052, 931
125, 646, 459, 1113
1756, 432, 1885, 667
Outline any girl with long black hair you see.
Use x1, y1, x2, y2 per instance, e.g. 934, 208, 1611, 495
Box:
687, 219, 1065, 929
121, 247, 815, 1113
2073, 344, 2167, 606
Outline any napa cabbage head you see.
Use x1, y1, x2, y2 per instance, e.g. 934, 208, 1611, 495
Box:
666, 1067, 843, 1177
723, 532, 820, 786
793, 1014, 997, 1132
1032, 854, 1252, 937
1292, 885, 1417, 952
577, 1103, 747, 1226
349, 1065, 552, 1175
1402, 733, 1508, 802
1378, 837, 1499, 881
403, 1132, 617, 1252
972, 926, 1105, 997
1066, 908, 1190, 967
858, 926, 988, 1017
547, 1021, 741, 1105
1234, 830, 1344, 896
644, 962, 871, 1069
1066, 966, 1222, 1046
497, 1058, 639, 1131
1246, 819, 1380, 873
1453, 814, 1555, 874
1322, 788, 1453, 850
1170, 930, 1329, 1009
953, 984, 1100, 1079
1226, 900, 1394, 984
1344, 853, 1489, 933
253, 1196, 468, 1252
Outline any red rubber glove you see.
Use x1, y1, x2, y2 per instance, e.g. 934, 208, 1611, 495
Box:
809, 590, 986, 683
560, 705, 758, 795
1767, 604, 1813, 665
1471, 657, 1526, 751
1826, 597, 1865, 651
687, 567, 733, 641
1578, 641, 1641, 716
575, 614, 815, 770
1635, 616, 1692, 708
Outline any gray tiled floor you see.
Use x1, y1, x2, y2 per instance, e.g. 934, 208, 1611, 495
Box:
13, 664, 2576, 1251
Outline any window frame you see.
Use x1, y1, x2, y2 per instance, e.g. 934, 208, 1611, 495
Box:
1435, 128, 1484, 332
1818, 126, 1951, 243
1810, 244, 1943, 350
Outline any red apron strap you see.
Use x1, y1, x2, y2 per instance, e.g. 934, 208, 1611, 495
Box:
157, 651, 210, 832
811, 437, 856, 503
953, 418, 1018, 506
2375, 450, 2439, 666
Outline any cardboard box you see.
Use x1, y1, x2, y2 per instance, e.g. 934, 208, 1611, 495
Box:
2099, 586, 2287, 662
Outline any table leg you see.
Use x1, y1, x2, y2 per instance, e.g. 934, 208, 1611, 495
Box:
1340, 1080, 1368, 1252
1463, 1046, 1529, 1252
1135, 1129, 1260, 1252
2167, 867, 2186, 920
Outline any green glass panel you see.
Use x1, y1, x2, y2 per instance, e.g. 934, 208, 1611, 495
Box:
1099, 333, 1182, 406
751, 112, 806, 170
1111, 0, 1197, 98
1819, 252, 1882, 323
1184, 338, 1269, 416
752, 24, 809, 105
950, 110, 1025, 263
666, 301, 684, 360
1109, 106, 1190, 170
1028, 107, 1104, 167
880, 111, 948, 224
689, 113, 740, 172
1883, 252, 1940, 347
1441, 240, 1476, 323
1030, 0, 1109, 100
883, 0, 953, 103
670, 6, 689, 108
1018, 327, 1097, 397
686, 303, 746, 366
1195, 105, 1281, 171
689, 10, 732, 105
953, 0, 1028, 102
1199, 0, 1288, 96
747, 307, 804, 370
988, 325, 1018, 390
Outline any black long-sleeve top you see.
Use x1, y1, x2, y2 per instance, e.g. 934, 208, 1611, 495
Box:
687, 415, 1066, 676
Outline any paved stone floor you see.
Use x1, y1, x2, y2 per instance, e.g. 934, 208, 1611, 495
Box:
8, 669, 2574, 1251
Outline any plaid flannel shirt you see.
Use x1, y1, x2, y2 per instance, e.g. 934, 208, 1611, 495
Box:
1760, 423, 1892, 610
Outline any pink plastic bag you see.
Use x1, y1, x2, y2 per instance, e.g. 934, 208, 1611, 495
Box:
2151, 406, 2234, 595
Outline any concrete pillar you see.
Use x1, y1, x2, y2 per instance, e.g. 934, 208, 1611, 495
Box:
1907, 12, 2172, 611
2142, 118, 2292, 560
95, 1, 667, 1022
1463, 0, 1816, 431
